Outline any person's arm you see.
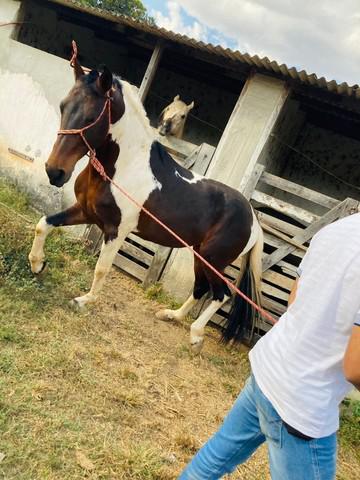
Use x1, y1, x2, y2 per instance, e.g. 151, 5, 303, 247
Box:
343, 325, 360, 390
288, 278, 299, 307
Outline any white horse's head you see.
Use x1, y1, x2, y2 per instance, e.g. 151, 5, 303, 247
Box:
158, 95, 194, 139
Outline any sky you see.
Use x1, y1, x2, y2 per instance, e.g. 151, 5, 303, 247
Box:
142, 0, 360, 86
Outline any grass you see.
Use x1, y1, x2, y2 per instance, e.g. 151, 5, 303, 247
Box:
0, 178, 359, 479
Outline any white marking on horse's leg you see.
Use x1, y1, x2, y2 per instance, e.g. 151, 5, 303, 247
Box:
190, 296, 230, 354
28, 216, 53, 274
156, 295, 198, 321
71, 237, 122, 308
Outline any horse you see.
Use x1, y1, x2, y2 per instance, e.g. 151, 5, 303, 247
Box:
28, 47, 264, 352
158, 95, 194, 138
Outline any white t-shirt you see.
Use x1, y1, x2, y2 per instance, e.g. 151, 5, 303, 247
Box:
250, 212, 360, 438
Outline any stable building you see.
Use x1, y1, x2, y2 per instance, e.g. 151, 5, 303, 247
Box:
1, 0, 359, 332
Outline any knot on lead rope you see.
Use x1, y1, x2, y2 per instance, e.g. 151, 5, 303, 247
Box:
90, 154, 108, 181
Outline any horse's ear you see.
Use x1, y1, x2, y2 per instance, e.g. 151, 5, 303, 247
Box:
158, 108, 166, 126
97, 65, 113, 94
187, 100, 195, 111
173, 94, 180, 102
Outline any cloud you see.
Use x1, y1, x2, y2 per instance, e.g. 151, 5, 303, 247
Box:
151, 0, 360, 85
152, 1, 208, 41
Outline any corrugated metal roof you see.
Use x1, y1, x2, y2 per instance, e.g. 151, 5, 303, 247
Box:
48, 0, 360, 100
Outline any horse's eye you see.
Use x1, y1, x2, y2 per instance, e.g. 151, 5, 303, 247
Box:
181, 114, 186, 119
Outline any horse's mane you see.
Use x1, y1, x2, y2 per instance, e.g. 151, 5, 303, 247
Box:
116, 76, 153, 135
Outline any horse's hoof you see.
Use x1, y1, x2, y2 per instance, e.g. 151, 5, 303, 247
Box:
190, 338, 204, 355
69, 297, 85, 309
31, 260, 47, 275
155, 309, 174, 321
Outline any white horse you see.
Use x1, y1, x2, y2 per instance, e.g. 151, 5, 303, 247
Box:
158, 95, 194, 139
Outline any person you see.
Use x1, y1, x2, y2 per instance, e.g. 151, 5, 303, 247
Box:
179, 212, 360, 480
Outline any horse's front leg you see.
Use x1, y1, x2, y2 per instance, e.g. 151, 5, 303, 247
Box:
71, 226, 130, 308
29, 203, 87, 274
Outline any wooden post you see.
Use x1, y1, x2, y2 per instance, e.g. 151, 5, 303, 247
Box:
138, 40, 164, 103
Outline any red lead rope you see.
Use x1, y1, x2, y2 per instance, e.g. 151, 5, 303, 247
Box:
59, 41, 278, 326
91, 158, 277, 326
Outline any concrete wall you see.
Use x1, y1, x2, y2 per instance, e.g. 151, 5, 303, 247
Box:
0, 0, 86, 214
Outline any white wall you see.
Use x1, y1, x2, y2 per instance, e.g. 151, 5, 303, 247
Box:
0, 0, 86, 214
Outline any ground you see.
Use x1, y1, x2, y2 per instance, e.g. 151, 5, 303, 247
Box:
0, 179, 359, 479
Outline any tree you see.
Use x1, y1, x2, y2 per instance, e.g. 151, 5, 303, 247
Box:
80, 0, 156, 24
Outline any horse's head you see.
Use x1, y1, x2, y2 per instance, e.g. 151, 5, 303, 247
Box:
46, 55, 124, 187
158, 95, 194, 138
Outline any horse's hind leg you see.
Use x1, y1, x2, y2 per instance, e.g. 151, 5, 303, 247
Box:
189, 242, 234, 353
29, 203, 86, 274
156, 252, 210, 321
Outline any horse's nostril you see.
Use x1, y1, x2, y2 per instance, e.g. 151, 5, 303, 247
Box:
46, 167, 66, 186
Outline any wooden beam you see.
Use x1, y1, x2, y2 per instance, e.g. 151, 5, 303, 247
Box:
139, 40, 164, 103
260, 171, 340, 209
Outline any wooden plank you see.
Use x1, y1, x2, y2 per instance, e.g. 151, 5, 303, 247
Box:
261, 282, 289, 302
128, 233, 157, 252
139, 40, 164, 103
191, 143, 216, 175
263, 198, 357, 271
277, 260, 298, 277
263, 270, 294, 291
260, 171, 340, 209
262, 297, 287, 316
261, 223, 308, 252
113, 252, 147, 281
143, 247, 172, 288
153, 128, 198, 160
83, 224, 103, 253
240, 163, 265, 200
252, 190, 319, 225
264, 232, 305, 258
120, 239, 153, 266
257, 211, 302, 236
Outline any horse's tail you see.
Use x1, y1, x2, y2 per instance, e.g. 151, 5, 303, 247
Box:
222, 225, 263, 345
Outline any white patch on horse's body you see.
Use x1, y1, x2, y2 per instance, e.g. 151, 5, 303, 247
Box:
174, 169, 203, 185
109, 80, 161, 232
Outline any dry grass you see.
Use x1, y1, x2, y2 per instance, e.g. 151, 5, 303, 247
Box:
0, 179, 359, 479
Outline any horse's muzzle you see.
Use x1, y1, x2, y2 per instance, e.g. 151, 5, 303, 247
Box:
45, 165, 68, 187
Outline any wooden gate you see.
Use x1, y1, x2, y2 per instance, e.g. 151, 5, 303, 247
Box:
205, 164, 359, 335
83, 137, 216, 285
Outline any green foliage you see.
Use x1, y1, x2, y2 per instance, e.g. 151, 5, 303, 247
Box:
340, 400, 360, 461
79, 0, 156, 24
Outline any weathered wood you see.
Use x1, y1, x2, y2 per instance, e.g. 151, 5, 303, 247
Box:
153, 128, 198, 160
257, 211, 302, 236
263, 198, 358, 271
263, 270, 294, 291
190, 143, 216, 175
252, 190, 319, 225
113, 252, 147, 281
261, 282, 289, 302
261, 223, 308, 252
143, 246, 172, 288
239, 163, 265, 200
277, 260, 298, 277
127, 233, 157, 252
260, 171, 340, 209
262, 297, 287, 316
139, 41, 164, 103
264, 232, 305, 259
121, 239, 153, 266
83, 224, 103, 253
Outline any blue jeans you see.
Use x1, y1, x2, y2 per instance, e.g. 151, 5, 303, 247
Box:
179, 375, 337, 479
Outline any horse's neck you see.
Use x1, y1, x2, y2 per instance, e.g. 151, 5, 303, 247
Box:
110, 81, 154, 159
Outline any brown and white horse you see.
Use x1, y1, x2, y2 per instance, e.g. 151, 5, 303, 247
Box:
29, 54, 263, 352
158, 95, 194, 138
